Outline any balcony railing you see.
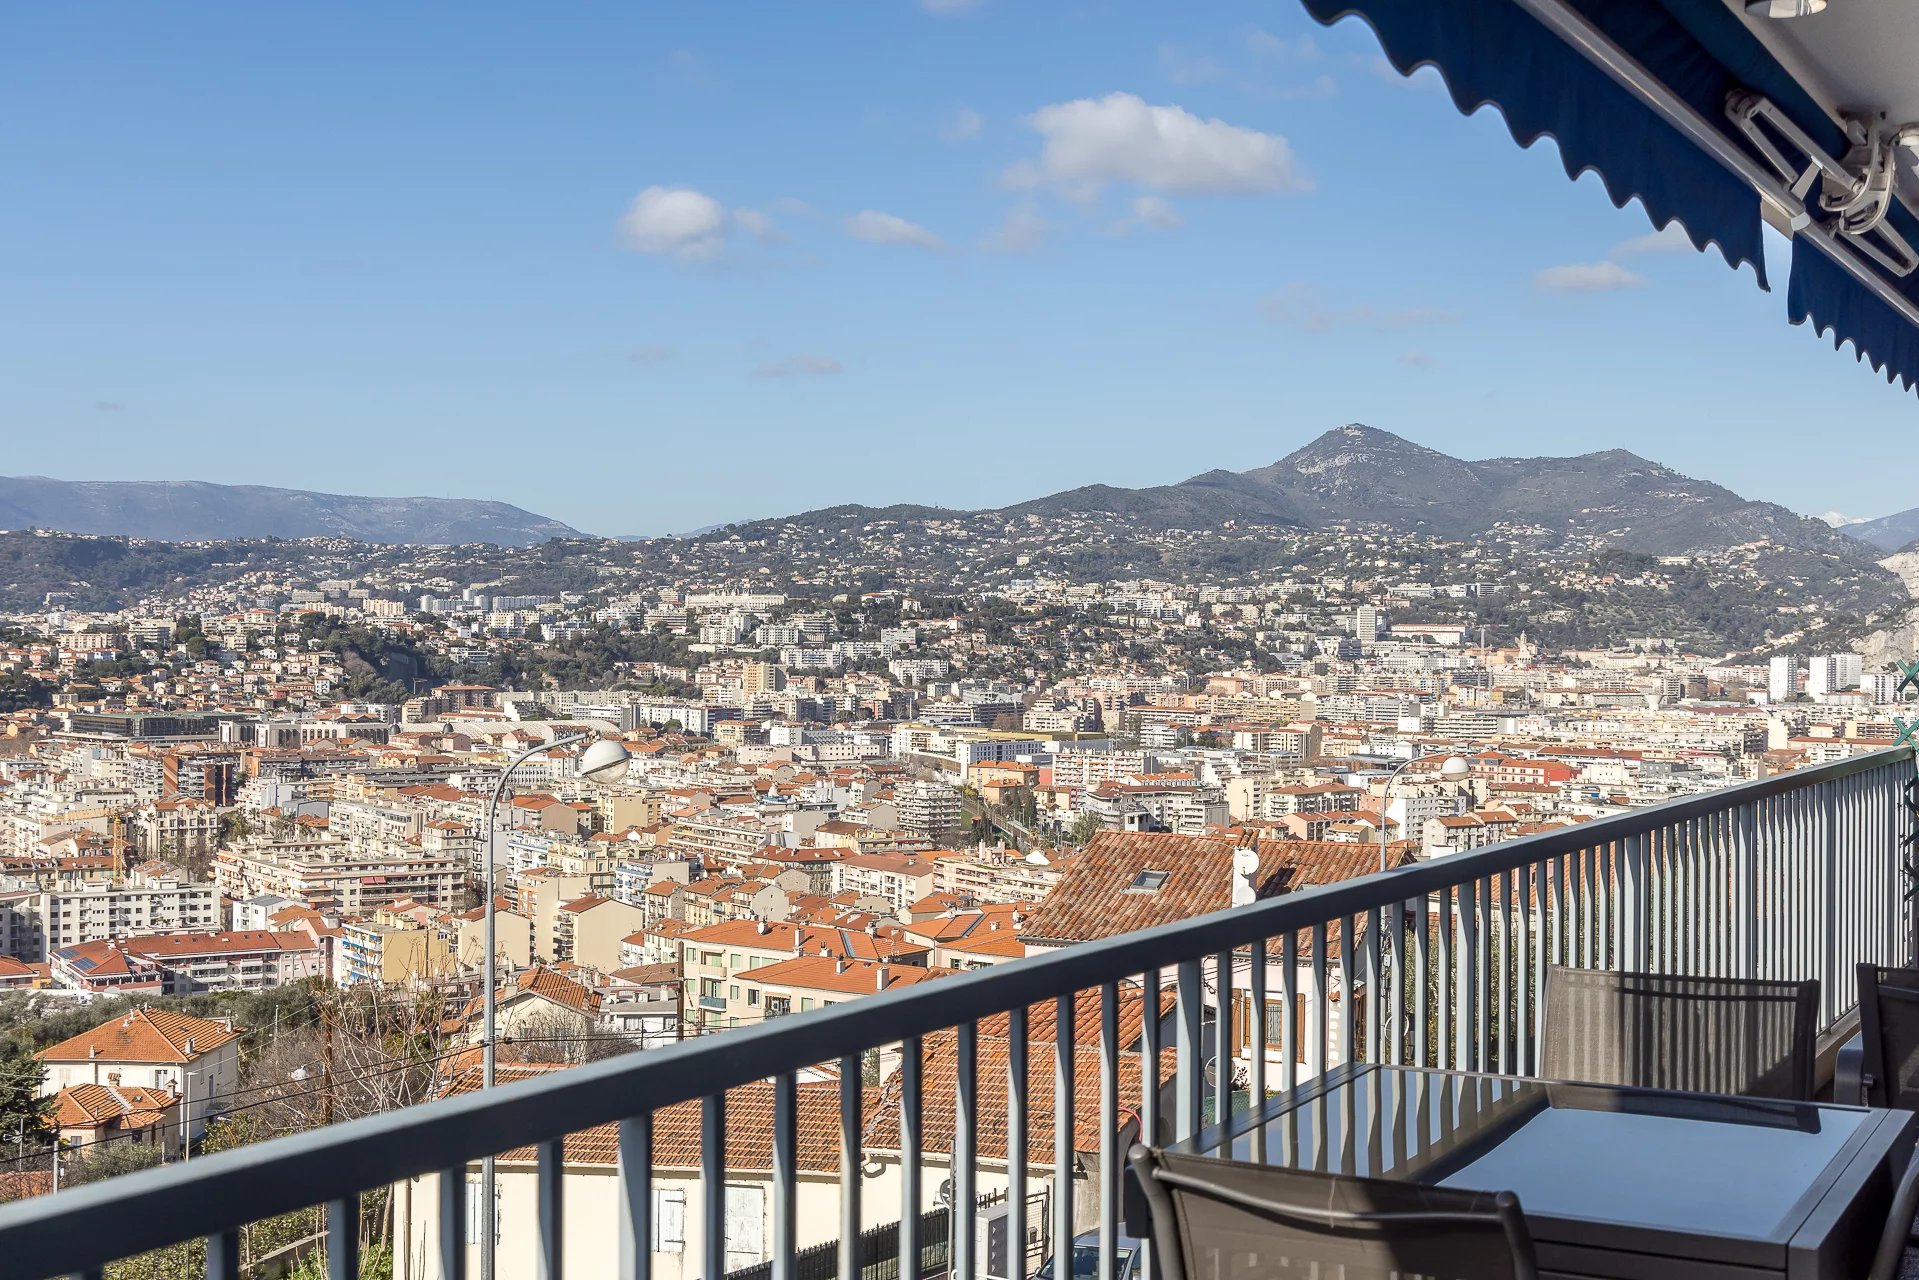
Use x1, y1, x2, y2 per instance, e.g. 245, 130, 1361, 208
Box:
2, 747, 1912, 1280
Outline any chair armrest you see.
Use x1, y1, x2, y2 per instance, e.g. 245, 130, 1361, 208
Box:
1834, 1030, 1867, 1106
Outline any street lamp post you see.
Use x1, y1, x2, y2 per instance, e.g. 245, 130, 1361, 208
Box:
479, 732, 630, 1280
1376, 752, 1470, 874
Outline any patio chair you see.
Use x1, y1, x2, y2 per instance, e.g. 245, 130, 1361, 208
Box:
1127, 1144, 1539, 1280
1542, 966, 1818, 1100
1857, 964, 1919, 1111
1865, 1145, 1919, 1280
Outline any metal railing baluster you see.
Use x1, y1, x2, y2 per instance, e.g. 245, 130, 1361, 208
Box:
901, 1037, 922, 1280
1249, 939, 1268, 1155
438, 1167, 466, 1280
1310, 924, 1330, 1079
1008, 1004, 1030, 1280
1385, 900, 1404, 1068
1280, 932, 1298, 1093
773, 1071, 797, 1280
1175, 961, 1203, 1135
618, 1114, 651, 1280
206, 1229, 239, 1280
953, 1025, 976, 1280
702, 1094, 725, 1280
327, 1196, 358, 1280
1339, 916, 1358, 1070
1098, 983, 1119, 1280
1211, 950, 1233, 1124
1436, 887, 1454, 1071
1412, 892, 1430, 1070
537, 1137, 563, 1280
838, 1055, 860, 1280
1052, 995, 1074, 1280
1456, 884, 1478, 1072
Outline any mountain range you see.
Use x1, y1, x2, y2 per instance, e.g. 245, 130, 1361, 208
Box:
0, 477, 580, 547
1841, 508, 1919, 554
5, 427, 1912, 567
741, 423, 1890, 569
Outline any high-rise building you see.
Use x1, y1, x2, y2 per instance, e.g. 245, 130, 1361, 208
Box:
1866, 670, 1902, 705
1767, 655, 1800, 703
1354, 605, 1381, 641
1807, 653, 1863, 697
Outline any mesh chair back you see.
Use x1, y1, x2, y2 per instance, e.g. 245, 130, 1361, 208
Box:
1129, 1145, 1538, 1280
1541, 966, 1817, 1100
1858, 964, 1919, 1111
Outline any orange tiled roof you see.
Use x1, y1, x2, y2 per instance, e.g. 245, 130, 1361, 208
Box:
38, 1008, 242, 1065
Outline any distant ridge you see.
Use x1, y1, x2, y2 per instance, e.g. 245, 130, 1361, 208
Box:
1842, 506, 1919, 554
734, 423, 1877, 567
0, 476, 581, 547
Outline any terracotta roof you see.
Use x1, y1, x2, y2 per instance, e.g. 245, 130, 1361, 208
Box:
53, 1083, 177, 1130
1019, 831, 1414, 946
514, 964, 601, 1016
38, 1007, 242, 1065
737, 955, 947, 997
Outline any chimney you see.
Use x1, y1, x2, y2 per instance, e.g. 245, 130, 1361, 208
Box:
876, 965, 888, 990
756, 920, 769, 936
1230, 832, 1260, 909
835, 959, 848, 975
89, 1046, 99, 1059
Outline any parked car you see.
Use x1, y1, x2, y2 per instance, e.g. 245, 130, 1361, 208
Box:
1031, 1232, 1143, 1280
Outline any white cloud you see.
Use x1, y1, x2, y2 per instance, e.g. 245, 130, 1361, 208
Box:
941, 107, 984, 144
1400, 350, 1432, 369
617, 186, 729, 260
734, 209, 786, 245
755, 355, 844, 379
1007, 92, 1309, 197
1159, 44, 1226, 86
985, 205, 1049, 253
920, 0, 980, 13
628, 345, 673, 367
1263, 284, 1457, 331
1247, 29, 1320, 60
845, 209, 947, 251
1113, 195, 1183, 234
1612, 223, 1693, 257
1533, 260, 1645, 292
1275, 74, 1338, 101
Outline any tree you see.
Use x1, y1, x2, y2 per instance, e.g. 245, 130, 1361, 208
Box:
0, 1054, 51, 1148
1066, 811, 1103, 847
63, 1138, 164, 1187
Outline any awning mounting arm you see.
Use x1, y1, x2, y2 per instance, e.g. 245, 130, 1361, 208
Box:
1726, 91, 1919, 277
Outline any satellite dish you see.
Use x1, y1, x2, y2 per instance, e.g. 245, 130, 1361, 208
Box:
1233, 847, 1259, 877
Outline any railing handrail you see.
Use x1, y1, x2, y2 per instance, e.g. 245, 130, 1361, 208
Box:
0, 745, 1907, 1275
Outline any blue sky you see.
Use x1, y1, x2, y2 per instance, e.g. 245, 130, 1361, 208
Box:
4, 1, 1913, 535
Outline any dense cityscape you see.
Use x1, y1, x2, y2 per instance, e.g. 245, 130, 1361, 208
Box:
14, 0, 1919, 1271
0, 419, 1912, 1276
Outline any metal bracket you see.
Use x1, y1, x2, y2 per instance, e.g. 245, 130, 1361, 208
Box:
1894, 657, 1919, 696
1726, 91, 1919, 276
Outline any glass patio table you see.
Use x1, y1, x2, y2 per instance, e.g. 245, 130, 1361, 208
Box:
1164, 1062, 1916, 1279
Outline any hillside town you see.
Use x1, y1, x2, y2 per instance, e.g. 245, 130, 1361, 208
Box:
0, 546, 1907, 1226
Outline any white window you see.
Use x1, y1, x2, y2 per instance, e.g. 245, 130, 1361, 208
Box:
652, 1188, 686, 1253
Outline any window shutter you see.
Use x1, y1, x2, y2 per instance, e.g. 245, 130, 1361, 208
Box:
653, 1188, 685, 1252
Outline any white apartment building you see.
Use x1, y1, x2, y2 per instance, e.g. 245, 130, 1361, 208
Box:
39, 867, 220, 958
1808, 653, 1864, 697
893, 782, 961, 839
1768, 655, 1800, 703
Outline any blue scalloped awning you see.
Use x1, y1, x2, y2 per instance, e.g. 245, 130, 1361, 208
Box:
1299, 0, 1919, 396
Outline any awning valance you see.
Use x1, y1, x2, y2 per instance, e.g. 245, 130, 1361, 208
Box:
1302, 0, 1919, 396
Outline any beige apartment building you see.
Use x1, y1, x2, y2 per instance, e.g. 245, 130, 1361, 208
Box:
217, 835, 464, 914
